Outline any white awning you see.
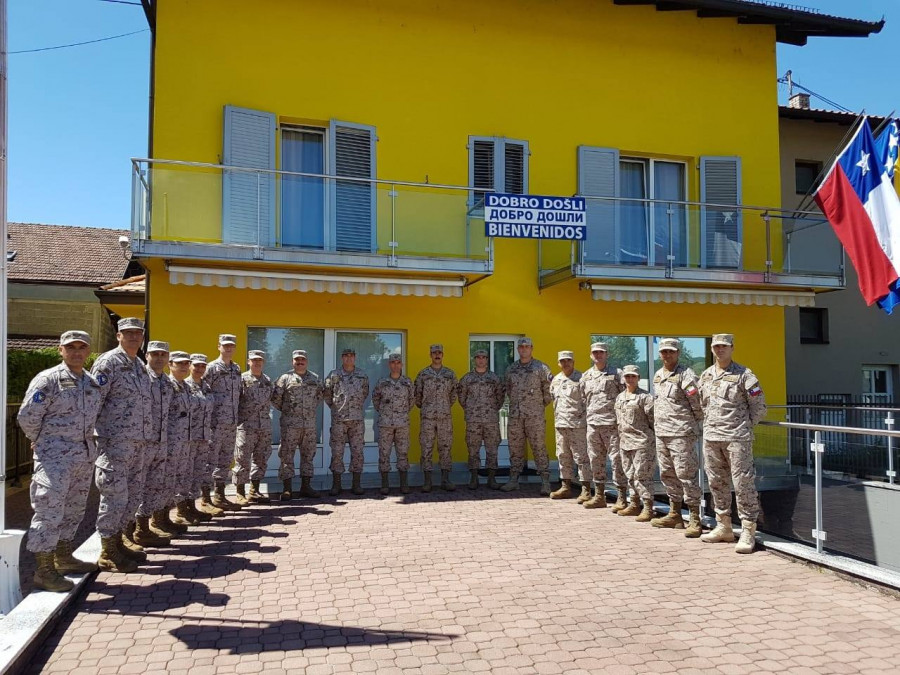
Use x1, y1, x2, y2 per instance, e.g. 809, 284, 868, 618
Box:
587, 283, 816, 307
167, 265, 465, 298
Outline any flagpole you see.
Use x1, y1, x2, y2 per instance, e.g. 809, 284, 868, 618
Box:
871, 111, 896, 140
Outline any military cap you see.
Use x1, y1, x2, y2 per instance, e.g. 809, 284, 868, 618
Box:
711, 333, 734, 347
590, 341, 608, 352
388, 353, 402, 363
169, 351, 190, 362
117, 317, 144, 331
623, 365, 640, 376
430, 343, 444, 353
218, 334, 237, 345
248, 350, 266, 360
341, 347, 356, 356
190, 353, 208, 364
473, 349, 489, 357
147, 341, 170, 353
60, 330, 90, 346
516, 337, 533, 347
558, 350, 574, 361
292, 349, 308, 359
658, 338, 681, 352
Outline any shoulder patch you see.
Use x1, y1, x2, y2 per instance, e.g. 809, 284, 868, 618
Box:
96, 373, 109, 386
749, 385, 763, 397
32, 390, 47, 403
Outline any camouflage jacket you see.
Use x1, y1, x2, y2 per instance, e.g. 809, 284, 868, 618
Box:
414, 366, 458, 419
324, 368, 370, 422
580, 365, 625, 427
373, 375, 415, 427
167, 376, 192, 446
505, 359, 552, 419
551, 370, 586, 429
147, 366, 174, 444
699, 361, 766, 442
652, 364, 703, 438
91, 346, 153, 440
272, 370, 323, 429
615, 388, 655, 450
204, 358, 242, 427
238, 371, 274, 430
187, 377, 213, 441
457, 370, 504, 424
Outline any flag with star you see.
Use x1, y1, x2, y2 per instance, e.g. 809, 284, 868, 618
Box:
814, 118, 900, 310
874, 119, 900, 313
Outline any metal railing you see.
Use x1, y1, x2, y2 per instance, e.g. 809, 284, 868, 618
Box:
4, 403, 31, 486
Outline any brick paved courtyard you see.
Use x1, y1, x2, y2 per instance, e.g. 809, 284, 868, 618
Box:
28, 485, 900, 674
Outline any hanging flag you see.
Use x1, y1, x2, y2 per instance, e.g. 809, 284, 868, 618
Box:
814, 118, 900, 308
874, 120, 900, 313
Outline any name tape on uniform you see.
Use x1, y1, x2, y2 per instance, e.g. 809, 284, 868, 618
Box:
484, 193, 587, 240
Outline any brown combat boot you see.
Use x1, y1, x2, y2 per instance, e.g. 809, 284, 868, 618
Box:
150, 509, 177, 538
651, 500, 685, 529
34, 551, 75, 592
380, 472, 390, 495
468, 469, 479, 490
119, 531, 147, 562
198, 486, 225, 516
233, 484, 251, 507
188, 499, 212, 522
133, 515, 171, 547
299, 476, 320, 498
583, 482, 606, 509
55, 540, 98, 575
550, 479, 576, 499
329, 472, 343, 496
684, 504, 702, 538
701, 515, 737, 543
159, 507, 187, 535
610, 490, 628, 513
352, 472, 364, 495
281, 479, 293, 501
486, 469, 499, 490
123, 520, 143, 551
441, 470, 456, 492
499, 471, 519, 492
422, 472, 433, 493
617, 495, 642, 517
212, 482, 241, 510
735, 520, 757, 554
97, 536, 138, 573
635, 499, 655, 522
399, 471, 410, 494
171, 501, 196, 526
250, 480, 270, 504
576, 481, 592, 504
539, 472, 551, 496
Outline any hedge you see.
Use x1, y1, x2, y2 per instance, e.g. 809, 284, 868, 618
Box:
7, 348, 99, 403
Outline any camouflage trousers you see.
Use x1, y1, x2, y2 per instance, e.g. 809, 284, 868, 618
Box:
210, 424, 238, 484
26, 449, 93, 553
137, 440, 169, 516
465, 421, 501, 470
587, 424, 627, 489
95, 438, 146, 538
703, 439, 760, 522
189, 440, 211, 499
420, 417, 453, 472
171, 440, 193, 502
278, 426, 317, 480
233, 427, 273, 484
508, 415, 549, 475
378, 426, 410, 473
330, 420, 365, 474
620, 442, 656, 502
657, 435, 701, 507
555, 426, 589, 482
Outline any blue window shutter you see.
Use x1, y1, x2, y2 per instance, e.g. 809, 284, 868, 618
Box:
578, 146, 619, 264
329, 120, 376, 252
502, 140, 529, 194
700, 156, 742, 268
222, 105, 276, 246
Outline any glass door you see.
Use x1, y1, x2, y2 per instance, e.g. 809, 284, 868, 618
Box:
281, 127, 325, 249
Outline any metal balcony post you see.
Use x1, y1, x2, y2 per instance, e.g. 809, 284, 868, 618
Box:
805, 407, 811, 473
666, 204, 674, 278
255, 172, 263, 259
886, 413, 896, 484
388, 185, 398, 267
763, 212, 772, 282
811, 430, 826, 554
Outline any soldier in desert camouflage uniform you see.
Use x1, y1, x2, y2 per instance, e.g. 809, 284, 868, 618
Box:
614, 365, 656, 523
549, 351, 590, 502
457, 349, 504, 490
233, 350, 274, 505
188, 354, 221, 517
698, 334, 767, 554
166, 352, 197, 528
414, 344, 458, 492
272, 349, 324, 500
580, 341, 626, 510
650, 338, 705, 537
18, 330, 102, 591
204, 333, 243, 511
502, 337, 553, 495
373, 354, 415, 495
91, 317, 153, 573
325, 347, 369, 496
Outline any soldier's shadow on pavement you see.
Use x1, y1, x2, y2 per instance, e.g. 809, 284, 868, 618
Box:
85, 579, 231, 611
137, 553, 277, 580
180, 526, 290, 542
151, 541, 282, 558
170, 619, 457, 654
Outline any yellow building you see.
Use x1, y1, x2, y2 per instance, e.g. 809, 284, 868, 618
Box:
131, 0, 881, 477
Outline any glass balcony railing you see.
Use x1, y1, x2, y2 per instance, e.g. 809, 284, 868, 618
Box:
130, 159, 492, 271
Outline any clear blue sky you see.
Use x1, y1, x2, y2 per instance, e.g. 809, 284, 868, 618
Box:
6, 0, 898, 229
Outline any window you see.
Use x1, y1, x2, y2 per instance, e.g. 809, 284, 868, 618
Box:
469, 335, 520, 447
618, 158, 687, 266
590, 334, 712, 392
862, 366, 893, 403
799, 307, 829, 344
795, 160, 822, 195
281, 127, 326, 249
469, 136, 529, 209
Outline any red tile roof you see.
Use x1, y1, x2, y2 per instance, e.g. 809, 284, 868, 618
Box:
7, 336, 60, 351
7, 223, 131, 285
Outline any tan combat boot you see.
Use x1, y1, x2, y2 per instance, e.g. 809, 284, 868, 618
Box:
701, 515, 736, 543
576, 481, 592, 504
213, 482, 241, 511
635, 499, 655, 522
352, 472, 364, 495
610, 490, 628, 513
188, 499, 212, 522
651, 500, 684, 529
198, 486, 225, 516
150, 509, 177, 538
97, 536, 138, 573
684, 504, 702, 538
399, 471, 410, 494
55, 540, 98, 575
161, 506, 188, 534
735, 520, 757, 554
299, 476, 321, 498
499, 471, 519, 492
171, 501, 196, 526
539, 472, 551, 496
123, 521, 142, 551
281, 479, 293, 501
119, 531, 147, 563
468, 469, 479, 490
422, 472, 433, 493
487, 469, 499, 490
34, 551, 75, 592
380, 472, 390, 496
550, 479, 576, 500
133, 515, 171, 547
250, 480, 270, 504
329, 472, 343, 496
617, 494, 642, 517
441, 470, 456, 492
583, 482, 607, 509
233, 484, 251, 507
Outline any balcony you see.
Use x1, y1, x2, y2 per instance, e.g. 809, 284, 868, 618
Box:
130, 159, 492, 284
538, 196, 844, 306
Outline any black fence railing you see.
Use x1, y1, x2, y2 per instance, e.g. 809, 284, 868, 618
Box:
5, 402, 32, 486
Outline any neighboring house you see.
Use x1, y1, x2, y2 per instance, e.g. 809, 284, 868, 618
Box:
779, 98, 900, 402
131, 0, 881, 473
7, 223, 138, 352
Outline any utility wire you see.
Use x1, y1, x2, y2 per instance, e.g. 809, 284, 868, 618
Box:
777, 75, 853, 113
97, 0, 143, 5
7, 27, 148, 55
